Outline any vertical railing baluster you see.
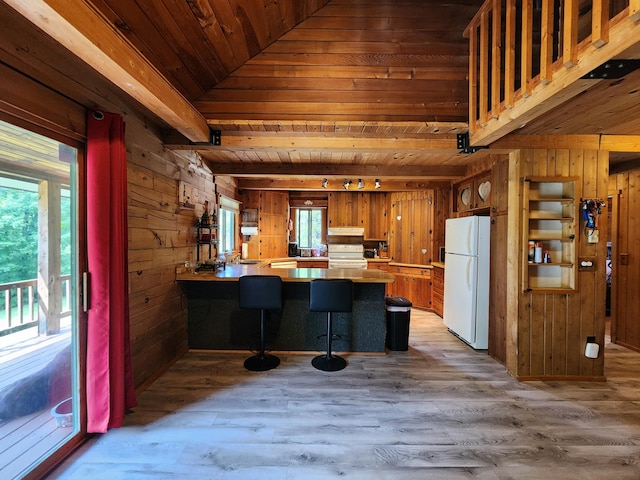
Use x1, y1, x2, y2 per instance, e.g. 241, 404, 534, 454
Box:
28, 284, 35, 321
5, 289, 10, 328
504, 0, 516, 109
563, 0, 579, 67
17, 286, 23, 325
480, 10, 490, 126
540, 0, 555, 83
469, 22, 478, 132
522, 0, 534, 96
491, 0, 502, 117
592, 0, 610, 48
631, 0, 640, 22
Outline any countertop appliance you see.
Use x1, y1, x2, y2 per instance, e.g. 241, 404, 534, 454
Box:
443, 216, 490, 349
327, 227, 368, 269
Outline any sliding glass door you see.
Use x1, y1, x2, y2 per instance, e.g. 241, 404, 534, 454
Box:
0, 120, 83, 479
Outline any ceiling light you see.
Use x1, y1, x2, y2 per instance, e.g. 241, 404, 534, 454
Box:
375, 179, 381, 189
357, 179, 364, 189
321, 178, 328, 189
343, 179, 351, 190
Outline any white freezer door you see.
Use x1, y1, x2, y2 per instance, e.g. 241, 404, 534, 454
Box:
443, 252, 478, 346
445, 216, 479, 256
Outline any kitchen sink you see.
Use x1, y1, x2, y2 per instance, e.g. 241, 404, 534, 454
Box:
238, 260, 261, 264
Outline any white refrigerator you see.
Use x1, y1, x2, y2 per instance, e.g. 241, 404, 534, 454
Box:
443, 216, 490, 349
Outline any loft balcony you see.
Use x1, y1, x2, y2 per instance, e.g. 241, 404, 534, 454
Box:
466, 0, 640, 146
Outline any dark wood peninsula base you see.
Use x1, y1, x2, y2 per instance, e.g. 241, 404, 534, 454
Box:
177, 266, 395, 353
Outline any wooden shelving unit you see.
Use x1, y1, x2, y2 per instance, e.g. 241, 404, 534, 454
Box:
522, 177, 578, 293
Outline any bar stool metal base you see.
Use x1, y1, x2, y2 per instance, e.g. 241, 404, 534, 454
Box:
244, 354, 280, 372
312, 353, 346, 372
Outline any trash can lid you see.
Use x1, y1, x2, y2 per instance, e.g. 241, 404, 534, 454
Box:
385, 296, 412, 308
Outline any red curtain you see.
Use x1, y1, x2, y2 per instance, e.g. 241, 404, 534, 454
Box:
86, 111, 137, 433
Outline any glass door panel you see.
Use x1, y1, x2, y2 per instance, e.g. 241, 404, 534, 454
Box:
0, 120, 80, 479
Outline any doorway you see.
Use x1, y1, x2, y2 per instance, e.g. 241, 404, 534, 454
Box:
0, 120, 84, 479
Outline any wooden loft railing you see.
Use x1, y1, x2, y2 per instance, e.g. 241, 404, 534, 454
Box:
465, 0, 640, 146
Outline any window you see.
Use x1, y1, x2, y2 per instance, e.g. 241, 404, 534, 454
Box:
219, 208, 235, 254
295, 208, 325, 248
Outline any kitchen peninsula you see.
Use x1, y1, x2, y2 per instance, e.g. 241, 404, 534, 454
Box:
177, 264, 394, 353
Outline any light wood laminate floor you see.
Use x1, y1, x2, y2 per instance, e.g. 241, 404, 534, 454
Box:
48, 311, 640, 479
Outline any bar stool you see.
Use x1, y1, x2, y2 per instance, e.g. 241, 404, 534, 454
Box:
309, 279, 353, 371
239, 275, 282, 371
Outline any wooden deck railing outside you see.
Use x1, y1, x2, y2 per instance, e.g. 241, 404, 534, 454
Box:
0, 275, 71, 338
466, 0, 640, 145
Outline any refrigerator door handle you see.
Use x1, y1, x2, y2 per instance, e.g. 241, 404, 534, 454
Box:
466, 258, 472, 290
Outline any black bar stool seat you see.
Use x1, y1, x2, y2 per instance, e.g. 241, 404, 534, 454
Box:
239, 275, 282, 371
309, 279, 353, 371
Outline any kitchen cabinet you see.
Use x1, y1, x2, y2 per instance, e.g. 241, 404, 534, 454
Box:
475, 173, 492, 209
362, 192, 388, 240
523, 177, 577, 292
387, 265, 432, 310
328, 191, 363, 228
431, 264, 444, 317
297, 260, 328, 268
455, 173, 492, 212
456, 179, 474, 212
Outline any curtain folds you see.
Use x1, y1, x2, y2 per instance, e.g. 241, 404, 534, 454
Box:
86, 111, 137, 433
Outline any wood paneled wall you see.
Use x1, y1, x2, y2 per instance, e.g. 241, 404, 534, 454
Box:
609, 170, 640, 352
511, 149, 608, 380
126, 118, 217, 390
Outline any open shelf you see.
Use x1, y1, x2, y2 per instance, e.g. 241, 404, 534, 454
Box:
522, 177, 578, 293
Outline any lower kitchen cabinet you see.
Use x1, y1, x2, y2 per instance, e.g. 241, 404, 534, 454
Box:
432, 264, 444, 317
387, 265, 432, 310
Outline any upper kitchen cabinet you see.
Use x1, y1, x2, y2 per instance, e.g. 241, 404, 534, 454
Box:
327, 192, 389, 240
328, 192, 362, 228
362, 192, 388, 241
454, 172, 492, 213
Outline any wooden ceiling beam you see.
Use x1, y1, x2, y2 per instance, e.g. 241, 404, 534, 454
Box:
204, 162, 466, 178
4, 0, 210, 143
168, 132, 460, 151
236, 177, 452, 191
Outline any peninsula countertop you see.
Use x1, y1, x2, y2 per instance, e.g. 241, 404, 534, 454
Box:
176, 264, 395, 284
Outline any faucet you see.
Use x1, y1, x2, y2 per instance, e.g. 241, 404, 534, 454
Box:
232, 253, 241, 263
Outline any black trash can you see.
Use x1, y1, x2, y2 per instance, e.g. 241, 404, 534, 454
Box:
385, 296, 412, 351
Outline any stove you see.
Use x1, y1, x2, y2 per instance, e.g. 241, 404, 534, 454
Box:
327, 228, 368, 269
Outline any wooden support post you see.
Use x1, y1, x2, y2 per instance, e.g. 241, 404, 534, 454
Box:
37, 180, 62, 335
469, 23, 479, 133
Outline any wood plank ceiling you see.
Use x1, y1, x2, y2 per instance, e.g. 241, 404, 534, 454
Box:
92, 0, 488, 190
5, 0, 640, 188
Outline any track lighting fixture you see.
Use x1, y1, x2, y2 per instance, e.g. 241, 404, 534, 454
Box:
357, 179, 364, 189
343, 179, 352, 190
375, 179, 382, 189
321, 178, 328, 189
